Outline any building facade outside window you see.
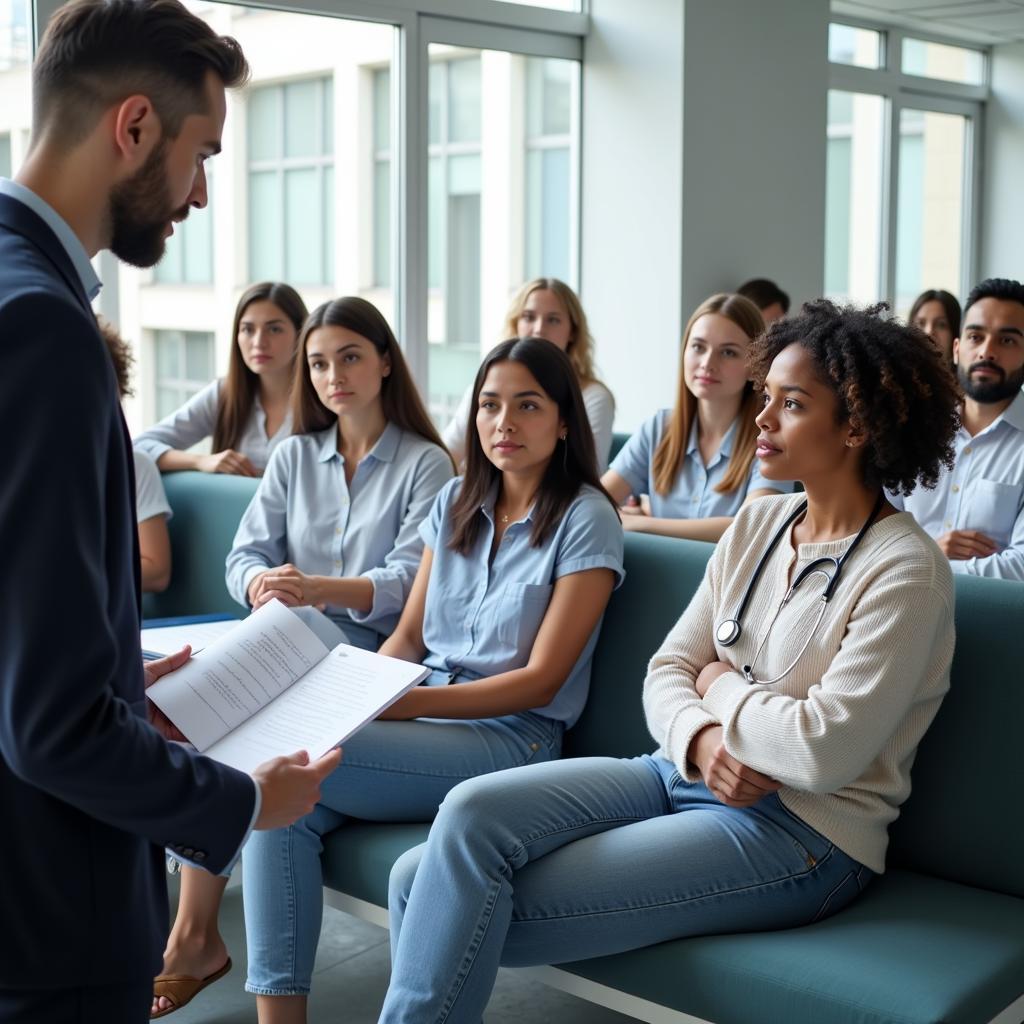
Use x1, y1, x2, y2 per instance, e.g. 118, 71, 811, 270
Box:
825, 22, 984, 315
154, 172, 214, 285
153, 329, 216, 420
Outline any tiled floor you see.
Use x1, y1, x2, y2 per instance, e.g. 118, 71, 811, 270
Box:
164, 877, 636, 1023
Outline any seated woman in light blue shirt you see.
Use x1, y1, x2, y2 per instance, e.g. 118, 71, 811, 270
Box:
602, 292, 791, 541
134, 281, 307, 477
241, 337, 624, 1022
150, 296, 453, 1019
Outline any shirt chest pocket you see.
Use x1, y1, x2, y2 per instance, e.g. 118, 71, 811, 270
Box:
493, 582, 554, 652
965, 479, 1022, 544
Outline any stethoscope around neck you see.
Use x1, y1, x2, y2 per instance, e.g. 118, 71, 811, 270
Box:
715, 493, 885, 685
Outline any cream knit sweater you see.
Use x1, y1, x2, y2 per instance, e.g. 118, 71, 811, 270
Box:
644, 492, 954, 873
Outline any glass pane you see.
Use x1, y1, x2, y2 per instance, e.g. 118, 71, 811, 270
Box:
285, 167, 322, 284
155, 332, 180, 381
825, 90, 885, 304
428, 156, 443, 291
373, 68, 390, 152
828, 23, 883, 70
427, 43, 579, 420
0, 133, 10, 177
248, 85, 280, 162
185, 332, 213, 381
374, 159, 390, 287
895, 109, 967, 316
526, 57, 572, 137
105, 5, 393, 436
428, 63, 444, 146
249, 169, 283, 282
902, 38, 985, 86
156, 386, 183, 421
284, 79, 320, 159
0, 0, 30, 70
448, 57, 482, 144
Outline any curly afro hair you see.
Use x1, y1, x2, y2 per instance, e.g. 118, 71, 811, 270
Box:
748, 299, 960, 496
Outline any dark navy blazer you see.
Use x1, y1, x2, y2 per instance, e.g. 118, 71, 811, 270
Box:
0, 191, 256, 990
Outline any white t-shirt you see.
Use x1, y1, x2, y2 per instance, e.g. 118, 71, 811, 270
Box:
133, 450, 172, 524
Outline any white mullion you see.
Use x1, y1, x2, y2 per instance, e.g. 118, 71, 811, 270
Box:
881, 92, 899, 307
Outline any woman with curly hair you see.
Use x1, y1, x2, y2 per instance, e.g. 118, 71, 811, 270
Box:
376, 300, 961, 1024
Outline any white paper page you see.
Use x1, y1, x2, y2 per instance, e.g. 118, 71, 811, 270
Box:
205, 644, 429, 774
141, 619, 240, 658
147, 600, 329, 751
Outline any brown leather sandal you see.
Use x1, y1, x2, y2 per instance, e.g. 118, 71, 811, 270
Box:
151, 957, 232, 1019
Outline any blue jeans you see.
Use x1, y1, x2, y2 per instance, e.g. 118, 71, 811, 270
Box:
242, 710, 562, 995
380, 754, 873, 1024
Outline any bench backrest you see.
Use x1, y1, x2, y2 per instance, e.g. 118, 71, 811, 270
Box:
150, 476, 1023, 898
141, 472, 258, 620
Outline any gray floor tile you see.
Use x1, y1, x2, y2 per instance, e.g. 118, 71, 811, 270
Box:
162, 878, 635, 1024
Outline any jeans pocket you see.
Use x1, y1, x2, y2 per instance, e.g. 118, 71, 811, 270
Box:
811, 866, 865, 924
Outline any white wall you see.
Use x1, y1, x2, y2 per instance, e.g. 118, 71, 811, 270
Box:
980, 41, 1024, 283
581, 0, 828, 433
580, 0, 684, 432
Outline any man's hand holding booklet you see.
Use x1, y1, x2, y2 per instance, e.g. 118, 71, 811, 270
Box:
145, 599, 429, 773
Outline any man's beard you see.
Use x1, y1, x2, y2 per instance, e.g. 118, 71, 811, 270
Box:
957, 359, 1024, 403
108, 139, 190, 268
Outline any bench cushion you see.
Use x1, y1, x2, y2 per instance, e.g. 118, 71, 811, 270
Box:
322, 822, 432, 908
550, 869, 1024, 1024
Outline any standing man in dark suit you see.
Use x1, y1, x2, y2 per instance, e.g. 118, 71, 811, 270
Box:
0, 2, 340, 1020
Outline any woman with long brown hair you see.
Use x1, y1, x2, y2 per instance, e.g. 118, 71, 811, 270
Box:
241, 337, 624, 1024
134, 281, 307, 476
602, 292, 791, 541
442, 278, 616, 470
151, 297, 453, 1019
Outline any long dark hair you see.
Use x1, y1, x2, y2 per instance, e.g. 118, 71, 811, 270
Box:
448, 337, 619, 555
212, 282, 308, 453
291, 297, 450, 461
908, 289, 961, 341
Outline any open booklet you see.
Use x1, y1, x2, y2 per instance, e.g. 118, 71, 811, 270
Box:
146, 599, 429, 774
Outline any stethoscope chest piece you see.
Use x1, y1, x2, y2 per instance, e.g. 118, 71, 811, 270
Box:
715, 619, 742, 647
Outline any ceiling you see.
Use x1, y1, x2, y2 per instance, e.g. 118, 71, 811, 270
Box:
832, 0, 1024, 44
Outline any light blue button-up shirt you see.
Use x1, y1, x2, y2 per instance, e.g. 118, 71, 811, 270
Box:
418, 478, 625, 727
134, 379, 292, 473
0, 178, 101, 301
610, 409, 790, 518
226, 422, 454, 648
891, 390, 1024, 580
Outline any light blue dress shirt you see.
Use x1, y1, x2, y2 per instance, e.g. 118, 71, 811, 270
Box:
0, 178, 101, 300
226, 422, 454, 649
890, 390, 1024, 580
610, 409, 791, 518
134, 378, 292, 473
418, 478, 625, 727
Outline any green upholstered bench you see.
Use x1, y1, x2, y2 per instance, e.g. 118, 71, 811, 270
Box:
152, 472, 1024, 1024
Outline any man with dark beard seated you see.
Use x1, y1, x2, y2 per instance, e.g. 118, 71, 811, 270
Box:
892, 277, 1024, 580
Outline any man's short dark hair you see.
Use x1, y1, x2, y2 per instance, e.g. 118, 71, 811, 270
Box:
33, 0, 249, 147
736, 278, 790, 315
963, 278, 1024, 318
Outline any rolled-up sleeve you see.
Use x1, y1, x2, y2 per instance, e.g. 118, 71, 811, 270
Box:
554, 492, 626, 587
225, 443, 291, 607
608, 413, 658, 496
349, 448, 455, 623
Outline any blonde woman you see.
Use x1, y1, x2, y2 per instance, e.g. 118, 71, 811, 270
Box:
602, 293, 791, 541
442, 278, 615, 470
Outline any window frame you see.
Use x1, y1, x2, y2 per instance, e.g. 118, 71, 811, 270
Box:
28, 0, 586, 389
828, 19, 986, 309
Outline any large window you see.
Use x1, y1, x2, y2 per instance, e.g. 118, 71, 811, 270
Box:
424, 44, 580, 423
825, 24, 983, 314
153, 329, 215, 420
154, 173, 214, 285
0, 132, 10, 177
248, 76, 335, 287
0, 0, 30, 71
